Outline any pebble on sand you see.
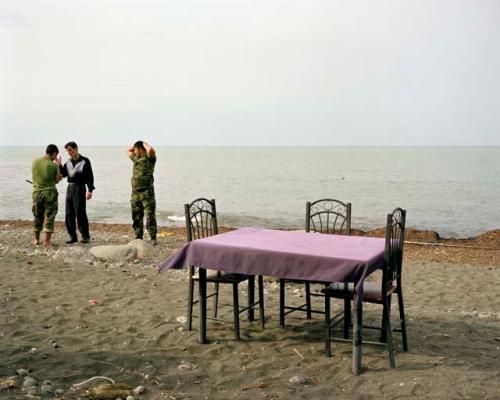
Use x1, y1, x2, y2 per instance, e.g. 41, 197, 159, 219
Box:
40, 383, 54, 395
17, 369, 30, 377
289, 376, 306, 385
178, 362, 197, 371
23, 377, 38, 388
133, 385, 145, 395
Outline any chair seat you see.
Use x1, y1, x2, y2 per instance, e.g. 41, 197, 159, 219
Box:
193, 270, 251, 283
323, 281, 396, 302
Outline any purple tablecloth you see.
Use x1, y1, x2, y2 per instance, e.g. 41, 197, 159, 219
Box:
159, 228, 385, 294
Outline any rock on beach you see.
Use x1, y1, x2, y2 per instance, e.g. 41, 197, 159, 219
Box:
52, 247, 95, 264
89, 245, 138, 261
127, 239, 153, 260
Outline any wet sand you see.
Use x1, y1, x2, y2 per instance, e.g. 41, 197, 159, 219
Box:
1, 221, 499, 399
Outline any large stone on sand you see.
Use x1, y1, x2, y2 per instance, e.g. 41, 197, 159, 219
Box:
88, 383, 133, 400
128, 239, 153, 260
89, 245, 137, 261
52, 247, 95, 264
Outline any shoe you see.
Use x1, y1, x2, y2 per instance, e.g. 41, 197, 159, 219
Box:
151, 239, 158, 246
81, 238, 90, 244
66, 238, 78, 244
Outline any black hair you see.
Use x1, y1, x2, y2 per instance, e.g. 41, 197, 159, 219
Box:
64, 141, 78, 149
45, 144, 59, 155
133, 141, 145, 150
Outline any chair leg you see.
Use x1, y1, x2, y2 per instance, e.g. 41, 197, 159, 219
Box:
305, 282, 312, 319
343, 298, 351, 339
383, 297, 396, 368
325, 293, 331, 357
258, 275, 265, 329
352, 293, 363, 375
248, 276, 255, 321
213, 282, 219, 319
397, 287, 409, 352
187, 275, 195, 331
233, 283, 240, 341
279, 278, 285, 328
381, 295, 392, 343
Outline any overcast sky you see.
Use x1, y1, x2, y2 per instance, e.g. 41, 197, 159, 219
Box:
1, 0, 499, 146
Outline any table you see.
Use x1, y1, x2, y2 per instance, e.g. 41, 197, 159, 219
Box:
159, 227, 386, 375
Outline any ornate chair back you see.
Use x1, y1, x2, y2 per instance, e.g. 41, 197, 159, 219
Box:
383, 208, 406, 290
185, 198, 219, 242
306, 198, 352, 235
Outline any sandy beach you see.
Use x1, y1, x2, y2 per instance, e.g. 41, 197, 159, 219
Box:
1, 220, 499, 399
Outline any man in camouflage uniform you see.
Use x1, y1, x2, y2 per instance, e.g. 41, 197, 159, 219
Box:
31, 144, 63, 246
127, 141, 157, 244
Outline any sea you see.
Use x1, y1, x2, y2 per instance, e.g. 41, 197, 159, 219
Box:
1, 146, 499, 238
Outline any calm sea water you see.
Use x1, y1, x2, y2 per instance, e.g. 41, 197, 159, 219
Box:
1, 146, 499, 238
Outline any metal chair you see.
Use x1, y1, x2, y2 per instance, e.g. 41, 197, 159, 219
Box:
279, 199, 351, 329
185, 198, 265, 340
323, 208, 409, 367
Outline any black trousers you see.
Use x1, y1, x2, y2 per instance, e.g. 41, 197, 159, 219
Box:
65, 183, 89, 240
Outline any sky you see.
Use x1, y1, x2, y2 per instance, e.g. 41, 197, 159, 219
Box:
1, 0, 500, 146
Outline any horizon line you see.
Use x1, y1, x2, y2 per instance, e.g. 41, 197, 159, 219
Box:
1, 144, 500, 148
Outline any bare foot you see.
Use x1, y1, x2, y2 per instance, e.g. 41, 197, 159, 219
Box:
43, 242, 52, 247
33, 241, 40, 246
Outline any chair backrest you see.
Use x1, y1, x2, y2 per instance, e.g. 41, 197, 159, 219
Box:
306, 199, 352, 235
383, 208, 406, 286
184, 198, 219, 242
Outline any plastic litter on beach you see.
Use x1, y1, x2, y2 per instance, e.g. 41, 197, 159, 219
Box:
72, 376, 115, 389
157, 231, 174, 238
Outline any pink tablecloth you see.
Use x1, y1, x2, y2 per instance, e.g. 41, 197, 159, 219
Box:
159, 228, 385, 293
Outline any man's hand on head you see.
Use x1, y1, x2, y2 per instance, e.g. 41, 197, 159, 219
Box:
143, 142, 155, 157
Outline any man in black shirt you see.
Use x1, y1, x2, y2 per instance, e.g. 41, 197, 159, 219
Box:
57, 142, 95, 244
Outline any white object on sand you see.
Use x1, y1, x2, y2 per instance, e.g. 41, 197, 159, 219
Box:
167, 215, 185, 222
72, 376, 115, 388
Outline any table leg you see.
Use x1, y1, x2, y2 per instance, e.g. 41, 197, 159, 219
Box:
248, 276, 255, 321
258, 275, 265, 329
198, 267, 207, 344
279, 279, 285, 328
352, 292, 363, 375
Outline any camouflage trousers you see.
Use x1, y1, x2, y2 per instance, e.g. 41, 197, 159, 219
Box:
32, 189, 58, 233
131, 187, 157, 240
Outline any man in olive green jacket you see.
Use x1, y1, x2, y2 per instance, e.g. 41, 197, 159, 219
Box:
31, 144, 63, 246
